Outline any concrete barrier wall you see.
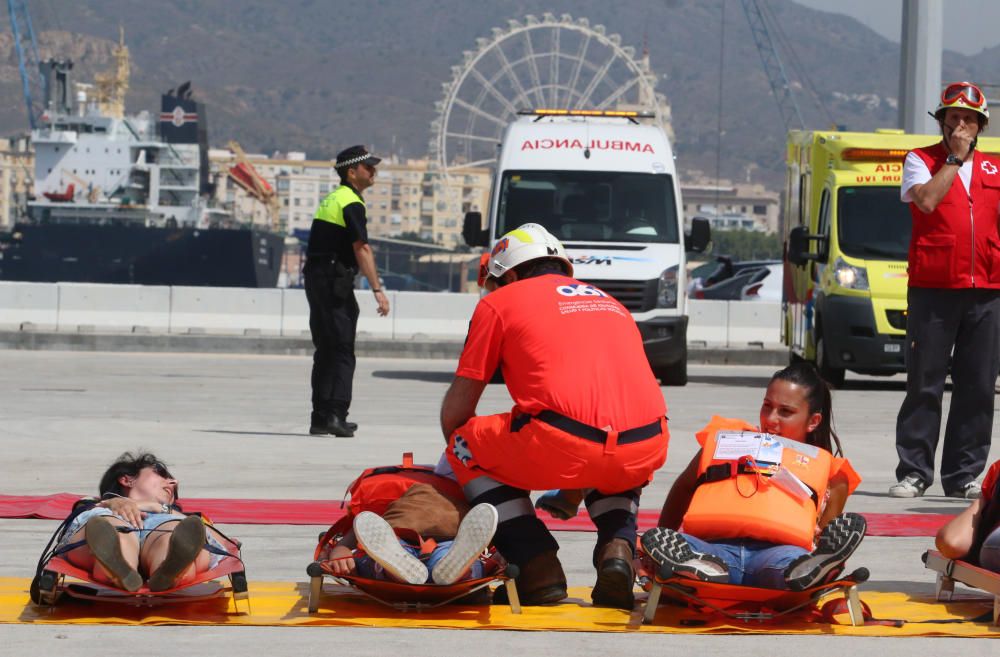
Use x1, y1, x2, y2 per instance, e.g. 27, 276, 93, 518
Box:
280, 288, 310, 337
687, 300, 729, 346
725, 301, 782, 346
0, 282, 783, 346
392, 292, 478, 339
356, 292, 394, 340
0, 282, 58, 330
57, 283, 170, 332
169, 287, 283, 335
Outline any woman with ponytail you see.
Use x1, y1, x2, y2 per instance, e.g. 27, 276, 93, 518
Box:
642, 362, 866, 591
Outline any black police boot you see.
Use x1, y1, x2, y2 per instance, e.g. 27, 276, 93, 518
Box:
327, 415, 355, 438
310, 413, 356, 436
309, 412, 331, 435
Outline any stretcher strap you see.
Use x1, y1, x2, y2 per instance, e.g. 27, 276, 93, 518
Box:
816, 598, 902, 627
695, 458, 820, 505
44, 518, 243, 579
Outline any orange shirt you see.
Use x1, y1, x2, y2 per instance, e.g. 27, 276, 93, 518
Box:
456, 273, 666, 430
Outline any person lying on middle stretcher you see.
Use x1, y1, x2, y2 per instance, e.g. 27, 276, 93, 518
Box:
643, 362, 866, 591
324, 463, 499, 586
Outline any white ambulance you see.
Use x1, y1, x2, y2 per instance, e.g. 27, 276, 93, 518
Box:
463, 110, 709, 385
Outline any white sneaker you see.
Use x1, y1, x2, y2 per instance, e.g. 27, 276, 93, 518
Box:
946, 481, 981, 499
353, 511, 428, 585
888, 473, 927, 498
431, 503, 498, 585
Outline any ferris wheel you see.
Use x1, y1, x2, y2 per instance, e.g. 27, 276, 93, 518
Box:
430, 13, 671, 176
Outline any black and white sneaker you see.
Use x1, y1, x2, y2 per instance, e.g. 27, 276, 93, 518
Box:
784, 512, 867, 591
640, 527, 729, 583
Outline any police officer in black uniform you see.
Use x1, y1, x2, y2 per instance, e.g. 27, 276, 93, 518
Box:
304, 146, 390, 437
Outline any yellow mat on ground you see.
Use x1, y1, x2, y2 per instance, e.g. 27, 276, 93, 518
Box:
1, 578, 996, 636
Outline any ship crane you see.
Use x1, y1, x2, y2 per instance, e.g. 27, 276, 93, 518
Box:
741, 0, 806, 132
226, 141, 281, 231
7, 0, 46, 129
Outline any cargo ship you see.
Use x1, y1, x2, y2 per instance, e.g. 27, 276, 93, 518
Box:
0, 37, 283, 287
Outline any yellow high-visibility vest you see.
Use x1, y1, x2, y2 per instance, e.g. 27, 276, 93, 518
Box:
314, 185, 364, 227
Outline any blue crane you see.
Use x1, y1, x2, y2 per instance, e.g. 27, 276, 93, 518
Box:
7, 0, 46, 129
741, 0, 805, 131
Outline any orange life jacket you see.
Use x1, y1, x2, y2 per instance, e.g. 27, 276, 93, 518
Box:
682, 418, 833, 550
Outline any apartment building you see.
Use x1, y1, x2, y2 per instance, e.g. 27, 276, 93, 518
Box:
208, 150, 491, 247
680, 175, 780, 233
0, 135, 33, 229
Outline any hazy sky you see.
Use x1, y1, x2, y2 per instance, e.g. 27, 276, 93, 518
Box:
792, 0, 999, 56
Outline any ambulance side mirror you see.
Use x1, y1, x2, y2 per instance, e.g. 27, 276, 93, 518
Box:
462, 211, 488, 247
685, 216, 711, 253
787, 225, 825, 267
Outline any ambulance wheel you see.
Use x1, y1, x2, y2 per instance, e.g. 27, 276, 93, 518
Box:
816, 334, 845, 388
655, 359, 688, 386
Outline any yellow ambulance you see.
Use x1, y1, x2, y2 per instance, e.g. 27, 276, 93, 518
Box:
783, 129, 1000, 386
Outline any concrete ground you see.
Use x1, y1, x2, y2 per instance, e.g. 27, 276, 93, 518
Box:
1, 351, 998, 654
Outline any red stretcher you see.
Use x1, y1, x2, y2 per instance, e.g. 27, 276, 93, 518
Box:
306, 517, 521, 613
923, 549, 1000, 626
30, 515, 249, 613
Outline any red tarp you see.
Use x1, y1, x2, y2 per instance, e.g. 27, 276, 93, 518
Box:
0, 494, 952, 537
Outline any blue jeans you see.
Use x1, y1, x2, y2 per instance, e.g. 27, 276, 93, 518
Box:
682, 533, 808, 589
355, 540, 484, 583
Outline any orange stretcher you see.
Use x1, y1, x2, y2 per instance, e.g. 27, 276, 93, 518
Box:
636, 551, 876, 626
923, 549, 1000, 626
30, 515, 249, 613
306, 518, 521, 613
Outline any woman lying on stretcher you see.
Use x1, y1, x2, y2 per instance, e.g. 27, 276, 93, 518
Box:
644, 362, 867, 590
57, 452, 232, 592
322, 459, 499, 586
936, 457, 1000, 571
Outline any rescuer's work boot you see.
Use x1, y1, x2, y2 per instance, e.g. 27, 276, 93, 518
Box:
492, 549, 568, 605
591, 538, 637, 610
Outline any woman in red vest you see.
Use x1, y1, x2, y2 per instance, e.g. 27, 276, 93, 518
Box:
642, 362, 865, 590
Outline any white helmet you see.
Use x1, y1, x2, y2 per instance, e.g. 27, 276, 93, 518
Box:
488, 223, 573, 279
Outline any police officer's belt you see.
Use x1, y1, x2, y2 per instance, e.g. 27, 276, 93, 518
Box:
306, 255, 357, 274
515, 410, 663, 445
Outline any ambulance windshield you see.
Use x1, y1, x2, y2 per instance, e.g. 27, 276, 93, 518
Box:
838, 187, 911, 261
496, 170, 680, 244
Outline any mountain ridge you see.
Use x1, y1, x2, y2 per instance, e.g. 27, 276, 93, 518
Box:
0, 0, 989, 188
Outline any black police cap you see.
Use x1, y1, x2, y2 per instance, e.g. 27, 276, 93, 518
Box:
335, 145, 381, 169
